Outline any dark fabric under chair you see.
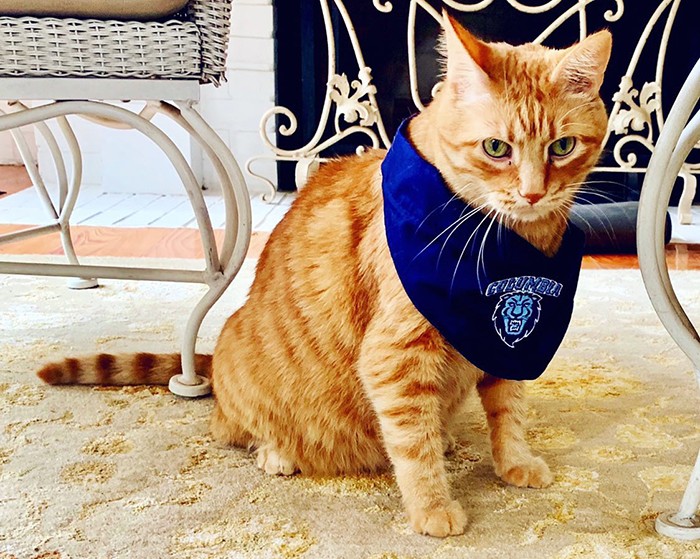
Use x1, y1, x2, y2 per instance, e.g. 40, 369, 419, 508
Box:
570, 201, 672, 255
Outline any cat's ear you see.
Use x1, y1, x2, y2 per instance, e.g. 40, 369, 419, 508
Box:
441, 10, 493, 100
552, 30, 612, 96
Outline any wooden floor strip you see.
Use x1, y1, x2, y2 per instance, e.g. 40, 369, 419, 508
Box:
0, 225, 270, 259
0, 165, 32, 199
2, 223, 700, 269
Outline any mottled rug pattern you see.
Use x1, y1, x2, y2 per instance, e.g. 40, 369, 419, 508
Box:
2, 257, 700, 558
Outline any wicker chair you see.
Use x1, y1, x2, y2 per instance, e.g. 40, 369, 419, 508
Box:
0, 0, 252, 397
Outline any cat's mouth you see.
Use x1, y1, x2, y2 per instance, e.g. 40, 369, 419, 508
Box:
495, 200, 558, 223
485, 190, 572, 225
515, 204, 554, 221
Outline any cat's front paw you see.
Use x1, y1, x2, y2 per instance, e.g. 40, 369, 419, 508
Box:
408, 500, 467, 537
255, 445, 297, 476
498, 456, 553, 488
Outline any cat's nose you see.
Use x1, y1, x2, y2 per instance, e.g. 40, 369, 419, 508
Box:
520, 192, 544, 205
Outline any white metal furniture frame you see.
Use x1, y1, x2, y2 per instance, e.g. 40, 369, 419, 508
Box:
0, 0, 252, 398
248, 0, 698, 222
638, 58, 700, 541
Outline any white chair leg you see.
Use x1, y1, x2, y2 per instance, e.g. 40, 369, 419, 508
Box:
656, 443, 700, 539
61, 230, 99, 290
168, 281, 224, 398
53, 115, 99, 289
0, 100, 245, 399
678, 168, 697, 225
4, 103, 98, 288
106, 100, 253, 398
175, 101, 252, 268
638, 59, 700, 541
167, 102, 253, 398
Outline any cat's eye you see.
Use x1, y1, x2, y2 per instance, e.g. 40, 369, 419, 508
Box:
549, 137, 576, 157
482, 138, 511, 159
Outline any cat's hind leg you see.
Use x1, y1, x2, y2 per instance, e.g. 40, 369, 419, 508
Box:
477, 376, 552, 488
210, 402, 254, 449
211, 404, 297, 475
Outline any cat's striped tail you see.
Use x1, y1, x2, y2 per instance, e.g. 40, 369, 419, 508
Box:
37, 353, 212, 386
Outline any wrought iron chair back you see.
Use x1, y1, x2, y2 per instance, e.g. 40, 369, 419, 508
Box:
249, 0, 697, 223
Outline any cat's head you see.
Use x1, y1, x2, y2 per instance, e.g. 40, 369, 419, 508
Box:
417, 13, 612, 224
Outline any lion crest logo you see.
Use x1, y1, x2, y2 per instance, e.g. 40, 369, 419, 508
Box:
492, 292, 542, 348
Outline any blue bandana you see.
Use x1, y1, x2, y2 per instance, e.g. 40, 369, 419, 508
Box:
381, 119, 584, 381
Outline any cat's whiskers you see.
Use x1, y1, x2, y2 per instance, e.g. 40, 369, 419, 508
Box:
567, 203, 597, 237
552, 205, 582, 241
449, 179, 478, 195
505, 210, 517, 231
412, 201, 491, 264
502, 198, 552, 223
450, 208, 495, 294
570, 197, 617, 243
576, 187, 618, 201
566, 179, 635, 192
551, 179, 629, 206
449, 186, 488, 210
415, 200, 459, 233
547, 186, 576, 203
437, 200, 492, 265
476, 208, 502, 291
549, 185, 616, 241
496, 207, 506, 246
415, 183, 482, 233
573, 188, 619, 205
492, 199, 524, 226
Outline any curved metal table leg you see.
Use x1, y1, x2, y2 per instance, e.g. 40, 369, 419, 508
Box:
3, 103, 98, 288
148, 102, 251, 397
637, 58, 700, 540
166, 102, 252, 398
678, 169, 698, 226
53, 115, 98, 289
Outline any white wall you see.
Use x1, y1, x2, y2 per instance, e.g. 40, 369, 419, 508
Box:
199, 0, 276, 195
0, 102, 36, 165
35, 109, 193, 195
3, 1, 276, 197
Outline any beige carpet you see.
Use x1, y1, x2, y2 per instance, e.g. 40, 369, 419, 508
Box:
3, 256, 700, 558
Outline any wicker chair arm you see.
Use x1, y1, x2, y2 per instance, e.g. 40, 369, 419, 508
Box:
189, 0, 232, 85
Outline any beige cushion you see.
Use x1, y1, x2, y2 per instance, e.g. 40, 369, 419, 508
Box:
0, 0, 190, 20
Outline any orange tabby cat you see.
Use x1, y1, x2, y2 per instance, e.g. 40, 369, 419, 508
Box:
37, 14, 611, 537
